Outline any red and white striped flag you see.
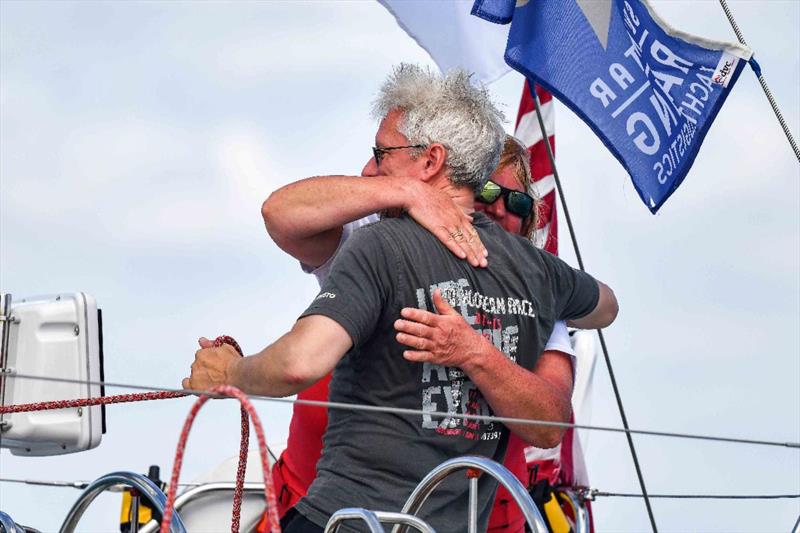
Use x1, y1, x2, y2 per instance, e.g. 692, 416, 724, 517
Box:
514, 81, 558, 255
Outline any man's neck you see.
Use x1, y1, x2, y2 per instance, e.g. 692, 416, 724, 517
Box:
430, 176, 475, 214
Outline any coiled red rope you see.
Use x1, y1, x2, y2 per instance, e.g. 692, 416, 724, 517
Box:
160, 383, 280, 533
0, 335, 280, 533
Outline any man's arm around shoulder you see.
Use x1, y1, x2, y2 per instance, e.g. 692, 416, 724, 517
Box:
261, 174, 486, 268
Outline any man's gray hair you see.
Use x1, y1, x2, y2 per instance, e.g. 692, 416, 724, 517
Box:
372, 63, 506, 190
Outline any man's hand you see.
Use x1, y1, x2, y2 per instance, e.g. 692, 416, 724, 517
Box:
405, 182, 487, 268
394, 289, 488, 369
396, 289, 574, 447
182, 337, 241, 391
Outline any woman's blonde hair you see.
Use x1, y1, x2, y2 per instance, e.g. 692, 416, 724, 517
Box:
495, 135, 539, 240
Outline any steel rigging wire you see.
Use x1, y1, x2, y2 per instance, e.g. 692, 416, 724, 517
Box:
4, 371, 799, 450
1, 477, 798, 503
718, 0, 800, 162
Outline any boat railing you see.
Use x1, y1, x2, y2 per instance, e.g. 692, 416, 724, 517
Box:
138, 482, 266, 533
0, 510, 25, 533
58, 472, 186, 533
397, 455, 549, 533
50, 458, 588, 533
325, 509, 435, 533
324, 508, 384, 532
558, 489, 589, 533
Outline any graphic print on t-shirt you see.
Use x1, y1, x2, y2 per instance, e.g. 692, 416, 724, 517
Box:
416, 278, 538, 441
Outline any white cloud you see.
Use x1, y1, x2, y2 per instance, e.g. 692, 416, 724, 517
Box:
217, 127, 281, 200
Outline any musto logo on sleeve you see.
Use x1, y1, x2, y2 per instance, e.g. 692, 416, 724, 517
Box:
315, 291, 336, 301
415, 279, 536, 441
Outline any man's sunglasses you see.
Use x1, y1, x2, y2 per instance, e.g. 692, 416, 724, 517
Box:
372, 144, 426, 165
476, 180, 535, 218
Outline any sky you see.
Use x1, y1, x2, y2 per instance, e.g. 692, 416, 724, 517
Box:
0, 1, 798, 532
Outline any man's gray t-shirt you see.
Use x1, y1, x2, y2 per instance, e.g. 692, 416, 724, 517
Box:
294, 212, 599, 532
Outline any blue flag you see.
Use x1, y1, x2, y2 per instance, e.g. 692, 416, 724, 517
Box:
473, 0, 752, 213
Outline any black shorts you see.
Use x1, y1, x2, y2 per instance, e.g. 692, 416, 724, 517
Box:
280, 507, 324, 533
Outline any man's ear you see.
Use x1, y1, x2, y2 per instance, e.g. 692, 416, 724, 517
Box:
419, 143, 447, 182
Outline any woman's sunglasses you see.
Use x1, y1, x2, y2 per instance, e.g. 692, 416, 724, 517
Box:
475, 180, 534, 218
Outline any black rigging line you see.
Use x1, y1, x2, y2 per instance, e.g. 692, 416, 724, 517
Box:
589, 491, 800, 500
6, 372, 800, 449
2, 477, 798, 502
529, 85, 659, 532
0, 477, 269, 490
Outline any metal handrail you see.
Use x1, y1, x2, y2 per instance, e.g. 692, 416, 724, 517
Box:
398, 456, 548, 533
373, 512, 435, 533
0, 511, 24, 533
59, 472, 186, 533
558, 489, 589, 533
325, 509, 437, 533
138, 482, 266, 533
324, 508, 384, 532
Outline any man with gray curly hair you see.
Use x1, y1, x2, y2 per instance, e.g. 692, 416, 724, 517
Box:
186, 64, 617, 532
372, 63, 506, 191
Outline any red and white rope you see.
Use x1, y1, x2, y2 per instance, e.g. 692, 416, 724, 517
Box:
0, 390, 184, 413
160, 384, 280, 533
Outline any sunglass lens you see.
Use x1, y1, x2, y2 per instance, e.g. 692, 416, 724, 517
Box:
478, 181, 502, 204
507, 192, 533, 217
